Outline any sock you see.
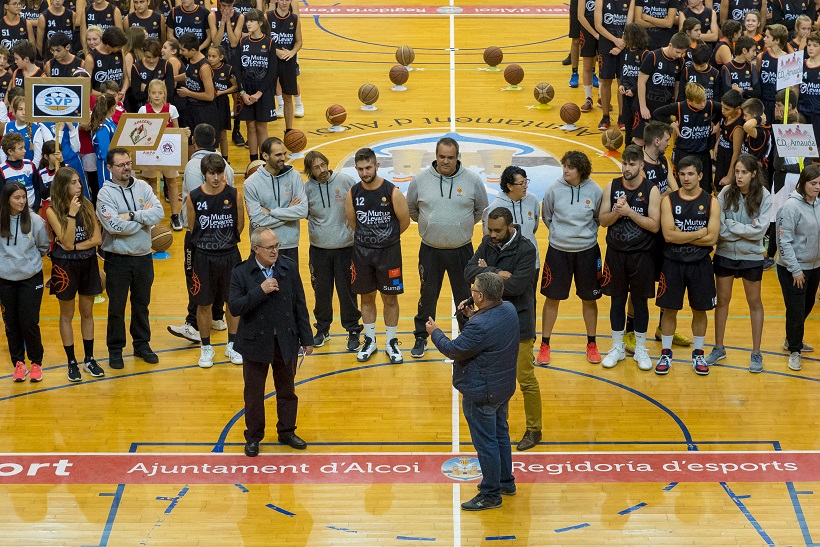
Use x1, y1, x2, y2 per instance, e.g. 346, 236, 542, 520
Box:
693, 336, 705, 351
661, 335, 673, 351
572, 67, 578, 74
294, 95, 303, 106
587, 335, 596, 345
625, 315, 635, 334
64, 344, 76, 363
201, 337, 211, 347
223, 155, 229, 163
364, 323, 376, 343
541, 336, 550, 346
385, 325, 397, 343
584, 85, 592, 99
635, 332, 647, 348
276, 95, 284, 106
612, 330, 624, 347
250, 154, 258, 162
83, 339, 94, 361
233, 118, 240, 132
228, 333, 235, 343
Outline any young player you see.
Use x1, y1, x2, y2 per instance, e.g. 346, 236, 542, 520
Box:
679, 0, 718, 43
719, 0, 766, 24
787, 15, 811, 53
89, 94, 117, 185
214, 0, 243, 51
124, 0, 164, 42
576, 0, 599, 114
636, 32, 687, 145
9, 40, 44, 95
83, 26, 127, 94
0, 0, 33, 52
717, 35, 760, 100
0, 132, 45, 212
1, 96, 52, 168
267, 0, 301, 134
798, 31, 820, 144
635, 0, 679, 51
678, 43, 719, 101
129, 38, 174, 110
81, 0, 124, 48
714, 89, 746, 191
44, 32, 83, 77
236, 9, 276, 162
711, 20, 742, 71
594, 0, 633, 130
620, 23, 649, 140
207, 44, 237, 162
739, 98, 772, 174
758, 24, 788, 127
165, 0, 214, 52
37, 0, 75, 58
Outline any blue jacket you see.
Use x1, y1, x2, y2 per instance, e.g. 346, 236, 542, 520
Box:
431, 301, 518, 404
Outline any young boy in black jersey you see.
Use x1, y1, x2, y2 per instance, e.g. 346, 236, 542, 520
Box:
740, 98, 772, 173
0, 46, 11, 106
678, 43, 719, 101
44, 32, 82, 78
718, 35, 760, 100
594, 0, 633, 130
177, 32, 216, 136
166, 0, 215, 52
636, 32, 688, 145
798, 31, 820, 143
81, 0, 124, 47
83, 26, 127, 94
125, 0, 165, 42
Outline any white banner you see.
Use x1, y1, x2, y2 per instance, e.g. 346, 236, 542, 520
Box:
774, 124, 819, 158
777, 50, 803, 90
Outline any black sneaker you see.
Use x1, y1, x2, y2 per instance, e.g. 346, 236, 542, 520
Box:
109, 351, 124, 370
232, 131, 246, 147
410, 336, 427, 358
83, 358, 105, 378
135, 347, 159, 364
561, 53, 571, 66
461, 494, 502, 511
67, 360, 82, 382
313, 331, 329, 347
170, 214, 183, 232
346, 332, 361, 352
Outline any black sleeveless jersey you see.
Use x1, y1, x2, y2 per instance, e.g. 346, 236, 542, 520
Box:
167, 5, 210, 43
799, 62, 820, 114
85, 3, 118, 32
0, 72, 12, 103
211, 61, 234, 93
184, 56, 210, 104
606, 176, 655, 252
638, 0, 675, 43
134, 58, 170, 89
0, 16, 29, 51
43, 8, 75, 44
215, 9, 241, 49
678, 64, 719, 101
601, 0, 630, 38
772, 0, 810, 30
741, 125, 772, 169
620, 47, 645, 94
154, 0, 174, 20
682, 7, 713, 34
724, 0, 762, 21
234, 0, 255, 32
128, 11, 163, 41
758, 50, 780, 102
664, 190, 713, 262
674, 100, 717, 154
90, 48, 124, 91
581, 0, 595, 25
719, 60, 758, 97
20, 0, 47, 27
12, 66, 44, 90
268, 9, 298, 50
640, 48, 683, 105
643, 152, 671, 194
238, 35, 274, 81
49, 55, 83, 77
51, 214, 96, 260
351, 179, 401, 248
189, 185, 241, 253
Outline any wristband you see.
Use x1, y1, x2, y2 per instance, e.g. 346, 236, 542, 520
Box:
129, 212, 135, 221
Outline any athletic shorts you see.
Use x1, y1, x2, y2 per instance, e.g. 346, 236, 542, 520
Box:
713, 255, 764, 282
540, 244, 602, 301
598, 37, 620, 80
655, 257, 716, 311
351, 243, 404, 295
276, 56, 299, 96
238, 79, 277, 122
50, 255, 103, 301
183, 100, 218, 134
579, 26, 598, 58
569, 0, 580, 38
631, 98, 663, 141
190, 248, 242, 307
601, 248, 656, 299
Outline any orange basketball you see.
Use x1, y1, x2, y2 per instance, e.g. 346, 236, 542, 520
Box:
151, 225, 173, 253
483, 46, 503, 66
389, 65, 409, 85
50, 264, 70, 294
284, 129, 307, 152
326, 104, 347, 125
396, 45, 415, 65
358, 83, 380, 105
504, 63, 524, 85
534, 82, 554, 104
560, 102, 581, 124
602, 128, 624, 150
245, 159, 265, 179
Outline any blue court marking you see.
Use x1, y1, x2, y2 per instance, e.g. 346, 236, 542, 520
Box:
617, 502, 647, 515
663, 482, 678, 491
327, 526, 358, 533
234, 484, 248, 492
786, 481, 815, 546
555, 523, 590, 533
98, 492, 116, 497
396, 536, 435, 541
720, 482, 774, 546
157, 485, 189, 515
486, 536, 516, 541
266, 503, 296, 517
735, 495, 751, 499
371, 132, 535, 156
795, 491, 814, 495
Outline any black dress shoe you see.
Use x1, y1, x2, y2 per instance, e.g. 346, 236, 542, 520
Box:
461, 494, 502, 511
244, 441, 259, 457
278, 432, 307, 450
516, 430, 542, 451
135, 347, 159, 364
109, 351, 124, 370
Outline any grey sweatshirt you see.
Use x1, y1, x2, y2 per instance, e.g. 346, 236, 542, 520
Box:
776, 191, 820, 275
716, 186, 772, 261
483, 192, 541, 269
181, 149, 236, 228
406, 161, 488, 249
0, 213, 49, 281
305, 171, 355, 249
541, 177, 602, 252
243, 164, 307, 250
96, 177, 165, 256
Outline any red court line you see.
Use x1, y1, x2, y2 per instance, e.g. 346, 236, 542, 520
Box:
0, 452, 817, 485
300, 5, 569, 15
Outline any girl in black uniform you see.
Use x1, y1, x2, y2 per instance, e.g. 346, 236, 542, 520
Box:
758, 24, 788, 126
81, 0, 123, 47
788, 15, 811, 53
207, 44, 237, 161
36, 0, 74, 59
237, 9, 276, 162
123, 26, 147, 110
177, 32, 216, 134
125, 0, 165, 42
799, 32, 820, 142
679, 0, 718, 43
619, 23, 648, 144
130, 38, 174, 110
711, 19, 741, 71
714, 89, 745, 191
162, 37, 186, 121
0, 1, 32, 52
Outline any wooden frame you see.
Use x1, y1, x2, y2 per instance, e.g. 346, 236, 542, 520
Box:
25, 77, 91, 124
110, 113, 170, 151
133, 128, 189, 172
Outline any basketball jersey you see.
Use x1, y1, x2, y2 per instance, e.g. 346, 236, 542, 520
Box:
268, 9, 298, 50
351, 179, 401, 248
741, 125, 772, 169
601, 0, 630, 39
167, 5, 210, 43
12, 66, 44, 92
90, 48, 125, 91
758, 50, 779, 102
719, 60, 757, 97
0, 16, 29, 50
724, 0, 762, 21
664, 190, 713, 262
238, 35, 274, 81
674, 100, 716, 154
620, 47, 645, 94
155, 0, 174, 19
215, 9, 241, 49
0, 72, 11, 103
49, 55, 83, 77
683, 6, 713, 34
638, 0, 675, 45
51, 210, 96, 260
85, 2, 118, 32
679, 64, 719, 101
581, 0, 595, 25
710, 40, 731, 71
43, 8, 75, 44
189, 185, 240, 253
606, 176, 655, 252
20, 0, 47, 27
640, 48, 682, 106
799, 62, 820, 114
643, 153, 671, 194
774, 0, 809, 27
1, 159, 37, 207
714, 115, 744, 182
184, 56, 210, 105
128, 11, 163, 41
133, 59, 171, 103
234, 0, 255, 32
211, 61, 234, 94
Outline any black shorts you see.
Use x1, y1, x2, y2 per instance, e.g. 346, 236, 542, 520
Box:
569, 0, 580, 38
656, 257, 716, 311
601, 248, 656, 299
579, 26, 598, 58
351, 243, 404, 295
540, 244, 603, 301
653, 232, 666, 281
183, 100, 218, 133
50, 255, 102, 301
713, 255, 764, 282
214, 94, 232, 134
190, 248, 242, 307
276, 55, 299, 96
238, 79, 277, 122
598, 37, 620, 80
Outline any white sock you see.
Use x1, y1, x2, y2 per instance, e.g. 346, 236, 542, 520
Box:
385, 326, 397, 343
635, 332, 647, 348
612, 330, 624, 347
294, 95, 303, 105
584, 85, 592, 99
693, 336, 705, 351
661, 335, 673, 351
364, 323, 376, 344
276, 95, 284, 106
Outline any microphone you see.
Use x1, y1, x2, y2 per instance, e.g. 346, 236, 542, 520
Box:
454, 296, 475, 317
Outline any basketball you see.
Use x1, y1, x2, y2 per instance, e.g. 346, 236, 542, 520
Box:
151, 225, 173, 253
504, 63, 524, 85
326, 104, 347, 125
358, 83, 380, 105
534, 82, 554, 104
602, 128, 624, 150
483, 46, 503, 66
389, 65, 409, 86
245, 159, 265, 179
396, 45, 415, 66
284, 129, 307, 152
560, 102, 581, 124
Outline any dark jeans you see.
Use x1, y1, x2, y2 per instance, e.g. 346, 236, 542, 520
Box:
280, 247, 299, 265
183, 231, 224, 329
243, 337, 298, 443
104, 253, 154, 352
414, 242, 473, 338
778, 264, 820, 353
309, 245, 362, 334
462, 397, 514, 501
0, 271, 44, 365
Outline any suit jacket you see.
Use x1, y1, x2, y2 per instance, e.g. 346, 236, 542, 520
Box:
229, 254, 313, 363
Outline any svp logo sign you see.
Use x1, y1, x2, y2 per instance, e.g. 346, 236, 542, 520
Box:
32, 84, 83, 120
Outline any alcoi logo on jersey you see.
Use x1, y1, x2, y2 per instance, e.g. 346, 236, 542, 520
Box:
34, 87, 82, 117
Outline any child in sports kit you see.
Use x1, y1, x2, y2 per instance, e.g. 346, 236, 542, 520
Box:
798, 32, 820, 145
83, 27, 127, 95
711, 20, 741, 71
38, 0, 75, 58
714, 89, 745, 191
678, 43, 719, 101
636, 32, 687, 145
641, 121, 677, 197
771, 0, 810, 34
742, 10, 763, 49
44, 32, 83, 77
124, 0, 163, 42
739, 98, 772, 175
237, 9, 277, 162
620, 23, 648, 142
758, 24, 788, 127
130, 38, 174, 111
166, 0, 214, 52
177, 32, 216, 140
787, 15, 811, 53
680, 0, 719, 44
268, 0, 302, 134
207, 44, 238, 163
594, 0, 631, 131
1, 96, 53, 168
37, 140, 65, 205
681, 18, 705, 65
0, 1, 32, 52
89, 94, 117, 185
0, 47, 11, 106
636, 0, 678, 50
655, 155, 720, 376
215, 0, 243, 51
717, 35, 760, 100
576, 0, 598, 114
0, 131, 45, 214
719, 0, 764, 23
9, 40, 44, 95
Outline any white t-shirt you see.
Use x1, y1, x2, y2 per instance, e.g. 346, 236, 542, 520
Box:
138, 103, 180, 123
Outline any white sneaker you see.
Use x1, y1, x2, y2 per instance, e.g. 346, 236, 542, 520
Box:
357, 336, 377, 362
225, 342, 243, 365
167, 323, 201, 343
275, 105, 284, 118
198, 345, 215, 368
633, 346, 652, 371
294, 102, 304, 118
212, 319, 228, 331
788, 351, 802, 371
784, 338, 814, 352
602, 344, 625, 368
385, 338, 403, 364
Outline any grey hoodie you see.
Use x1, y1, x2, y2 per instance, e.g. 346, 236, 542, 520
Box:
542, 177, 602, 252
483, 192, 541, 269
181, 149, 236, 228
243, 164, 307, 250
716, 186, 772, 261
96, 177, 165, 256
305, 170, 355, 249
776, 191, 820, 275
0, 213, 49, 281
406, 161, 488, 249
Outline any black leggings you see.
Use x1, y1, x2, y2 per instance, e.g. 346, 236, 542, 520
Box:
0, 272, 44, 365
611, 293, 649, 333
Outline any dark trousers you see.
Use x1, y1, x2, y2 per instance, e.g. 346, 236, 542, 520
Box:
0, 272, 44, 365
280, 247, 299, 265
462, 397, 514, 501
183, 231, 224, 329
309, 245, 362, 334
778, 264, 820, 353
414, 242, 473, 338
104, 253, 154, 352
243, 338, 298, 443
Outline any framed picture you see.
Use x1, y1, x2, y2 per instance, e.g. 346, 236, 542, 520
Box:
26, 77, 91, 124
110, 113, 170, 151
133, 128, 189, 171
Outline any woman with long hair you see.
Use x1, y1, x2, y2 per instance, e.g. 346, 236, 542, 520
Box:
45, 167, 104, 381
705, 154, 771, 371
237, 9, 276, 162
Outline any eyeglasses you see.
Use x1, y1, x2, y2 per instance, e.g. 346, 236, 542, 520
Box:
470, 288, 482, 296
511, 179, 529, 186
255, 244, 280, 252
113, 161, 132, 168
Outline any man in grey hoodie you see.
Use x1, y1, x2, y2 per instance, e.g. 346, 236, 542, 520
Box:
406, 137, 488, 358
96, 148, 165, 370
243, 137, 308, 264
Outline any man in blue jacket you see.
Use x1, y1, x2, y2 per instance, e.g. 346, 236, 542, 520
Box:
426, 272, 519, 511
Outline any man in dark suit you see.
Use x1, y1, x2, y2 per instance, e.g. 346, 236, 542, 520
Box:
229, 227, 314, 457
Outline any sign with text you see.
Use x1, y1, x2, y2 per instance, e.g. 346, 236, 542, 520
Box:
134, 128, 188, 171
26, 77, 91, 124
774, 124, 819, 158
111, 113, 169, 151
777, 50, 803, 90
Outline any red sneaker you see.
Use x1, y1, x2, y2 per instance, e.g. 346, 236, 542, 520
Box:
586, 342, 602, 364
29, 363, 43, 382
618, 122, 625, 131
536, 342, 551, 365
12, 361, 27, 382
580, 98, 593, 112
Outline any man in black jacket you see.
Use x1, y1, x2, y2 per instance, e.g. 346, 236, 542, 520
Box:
464, 207, 542, 451
229, 227, 314, 457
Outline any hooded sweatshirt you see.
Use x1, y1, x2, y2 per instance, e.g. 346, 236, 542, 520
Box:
181, 148, 236, 228
716, 185, 772, 261
483, 192, 541, 269
305, 170, 355, 249
0, 212, 49, 281
541, 176, 602, 252
776, 191, 820, 275
406, 161, 488, 249
243, 164, 307, 250
96, 177, 165, 256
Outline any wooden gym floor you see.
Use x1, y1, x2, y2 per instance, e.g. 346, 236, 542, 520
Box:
1, 1, 819, 545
